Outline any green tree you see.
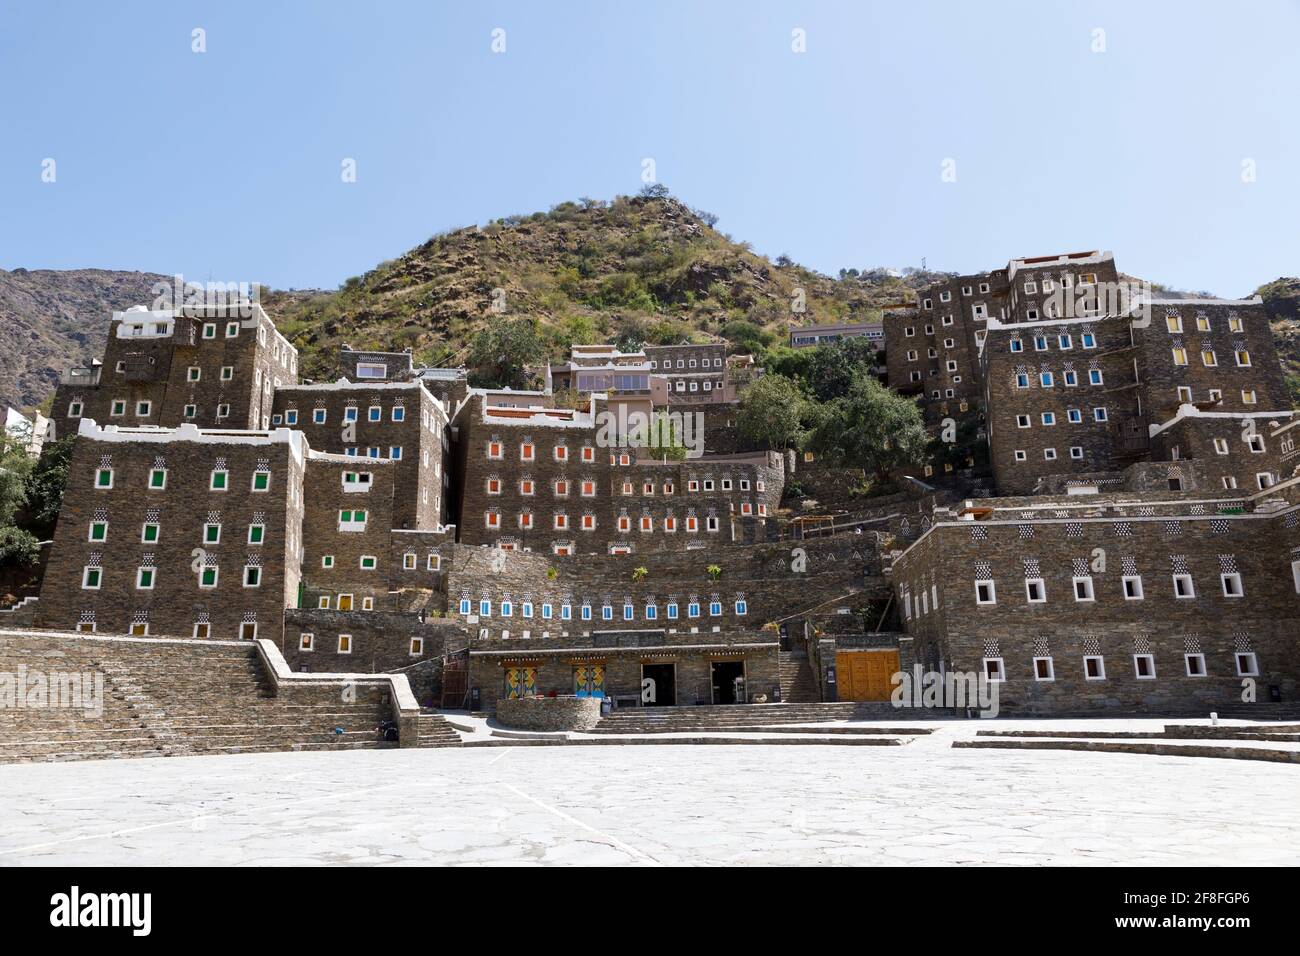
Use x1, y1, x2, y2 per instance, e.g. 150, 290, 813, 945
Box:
0, 433, 39, 566
804, 338, 881, 402
467, 318, 546, 389
808, 372, 928, 482
736, 374, 806, 451
647, 413, 689, 461
24, 434, 74, 537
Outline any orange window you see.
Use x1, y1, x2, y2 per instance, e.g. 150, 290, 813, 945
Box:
554, 514, 569, 529
582, 515, 596, 530
555, 480, 568, 496
554, 446, 568, 461
521, 443, 535, 461
487, 478, 501, 494
581, 446, 595, 462
487, 441, 502, 459
520, 479, 534, 495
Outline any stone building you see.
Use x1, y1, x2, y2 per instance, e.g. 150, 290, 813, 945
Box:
52, 304, 298, 439
35, 419, 306, 641
270, 380, 450, 530
450, 392, 784, 555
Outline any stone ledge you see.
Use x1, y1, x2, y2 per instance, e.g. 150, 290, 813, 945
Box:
495, 696, 602, 732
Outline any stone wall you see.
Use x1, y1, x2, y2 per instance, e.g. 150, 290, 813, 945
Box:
495, 695, 602, 731
281, 607, 467, 677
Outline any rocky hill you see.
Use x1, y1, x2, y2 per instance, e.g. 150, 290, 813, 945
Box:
1255, 277, 1300, 401
260, 193, 947, 381
0, 268, 167, 411
3, 194, 1295, 408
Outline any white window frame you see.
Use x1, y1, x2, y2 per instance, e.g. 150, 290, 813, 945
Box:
1025, 578, 1046, 603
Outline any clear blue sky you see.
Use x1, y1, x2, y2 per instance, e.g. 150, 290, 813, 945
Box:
2, 0, 1297, 297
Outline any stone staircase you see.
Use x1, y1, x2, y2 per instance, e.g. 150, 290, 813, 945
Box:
589, 701, 913, 735
0, 632, 401, 763
779, 651, 820, 704
416, 712, 463, 747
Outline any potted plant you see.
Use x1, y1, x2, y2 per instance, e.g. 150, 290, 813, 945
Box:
632, 566, 648, 582
707, 564, 722, 581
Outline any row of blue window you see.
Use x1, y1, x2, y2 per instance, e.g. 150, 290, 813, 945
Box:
1009, 332, 1098, 352
1015, 369, 1104, 388
459, 598, 748, 620
274, 407, 407, 426
344, 446, 403, 459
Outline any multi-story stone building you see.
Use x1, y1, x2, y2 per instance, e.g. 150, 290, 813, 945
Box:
52, 303, 298, 439
35, 419, 306, 641
890, 475, 1300, 714
450, 392, 783, 555
270, 380, 450, 530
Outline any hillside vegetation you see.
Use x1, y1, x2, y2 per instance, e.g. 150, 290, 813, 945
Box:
261, 190, 946, 382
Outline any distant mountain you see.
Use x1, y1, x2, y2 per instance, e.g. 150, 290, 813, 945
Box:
0, 268, 167, 411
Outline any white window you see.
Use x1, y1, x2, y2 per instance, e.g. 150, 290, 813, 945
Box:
982, 657, 1005, 682
1016, 414, 1031, 428
1072, 576, 1095, 602
1083, 655, 1106, 680
1014, 449, 1027, 462
1184, 654, 1207, 678
338, 634, 353, 654
1220, 572, 1243, 597
1122, 575, 1143, 600
1173, 573, 1195, 599
974, 579, 997, 606
357, 362, 387, 379
1235, 652, 1259, 677
1025, 578, 1046, 603
1069, 446, 1083, 460
1043, 448, 1057, 461
1033, 657, 1055, 682
1133, 654, 1156, 680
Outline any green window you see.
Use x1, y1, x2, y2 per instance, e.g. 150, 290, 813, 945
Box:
211, 470, 228, 490
137, 568, 154, 589
248, 524, 264, 544
200, 567, 218, 587
149, 469, 166, 489
360, 556, 376, 570
83, 567, 102, 588
89, 521, 107, 542
142, 523, 159, 543
252, 471, 270, 491
95, 468, 113, 488
204, 524, 220, 544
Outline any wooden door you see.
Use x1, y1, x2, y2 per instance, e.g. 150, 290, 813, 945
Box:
836, 651, 900, 701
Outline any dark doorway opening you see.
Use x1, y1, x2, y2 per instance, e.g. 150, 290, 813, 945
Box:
641, 663, 676, 707
711, 660, 746, 704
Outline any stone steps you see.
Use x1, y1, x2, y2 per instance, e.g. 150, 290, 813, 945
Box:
415, 713, 463, 747
0, 632, 400, 764
778, 651, 820, 704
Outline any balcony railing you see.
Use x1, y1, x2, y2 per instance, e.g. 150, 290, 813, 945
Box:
60, 367, 101, 386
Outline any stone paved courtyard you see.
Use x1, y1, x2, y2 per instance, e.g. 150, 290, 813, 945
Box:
2, 725, 1297, 866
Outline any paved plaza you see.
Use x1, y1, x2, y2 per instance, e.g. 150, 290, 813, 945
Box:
2, 722, 1297, 866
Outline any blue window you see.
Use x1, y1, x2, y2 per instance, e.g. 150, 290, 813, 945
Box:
645, 604, 658, 620
667, 603, 679, 619
709, 601, 722, 616
1010, 340, 1023, 353
1016, 373, 1030, 388
623, 604, 634, 621
580, 604, 592, 621
346, 447, 358, 457
1058, 334, 1071, 349
601, 605, 613, 621
1089, 369, 1103, 385
390, 446, 402, 460
1068, 408, 1082, 423
1040, 372, 1054, 387
367, 447, 380, 459
1042, 412, 1056, 425
1082, 333, 1096, 348
313, 409, 327, 424
500, 601, 512, 617
688, 602, 701, 618
521, 602, 533, 618
1034, 336, 1048, 351
735, 599, 748, 616
392, 407, 405, 422
285, 410, 298, 425
561, 604, 572, 620
368, 406, 381, 422
459, 598, 471, 615
479, 600, 491, 617
541, 603, 553, 620
1063, 371, 1077, 386
344, 408, 358, 422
